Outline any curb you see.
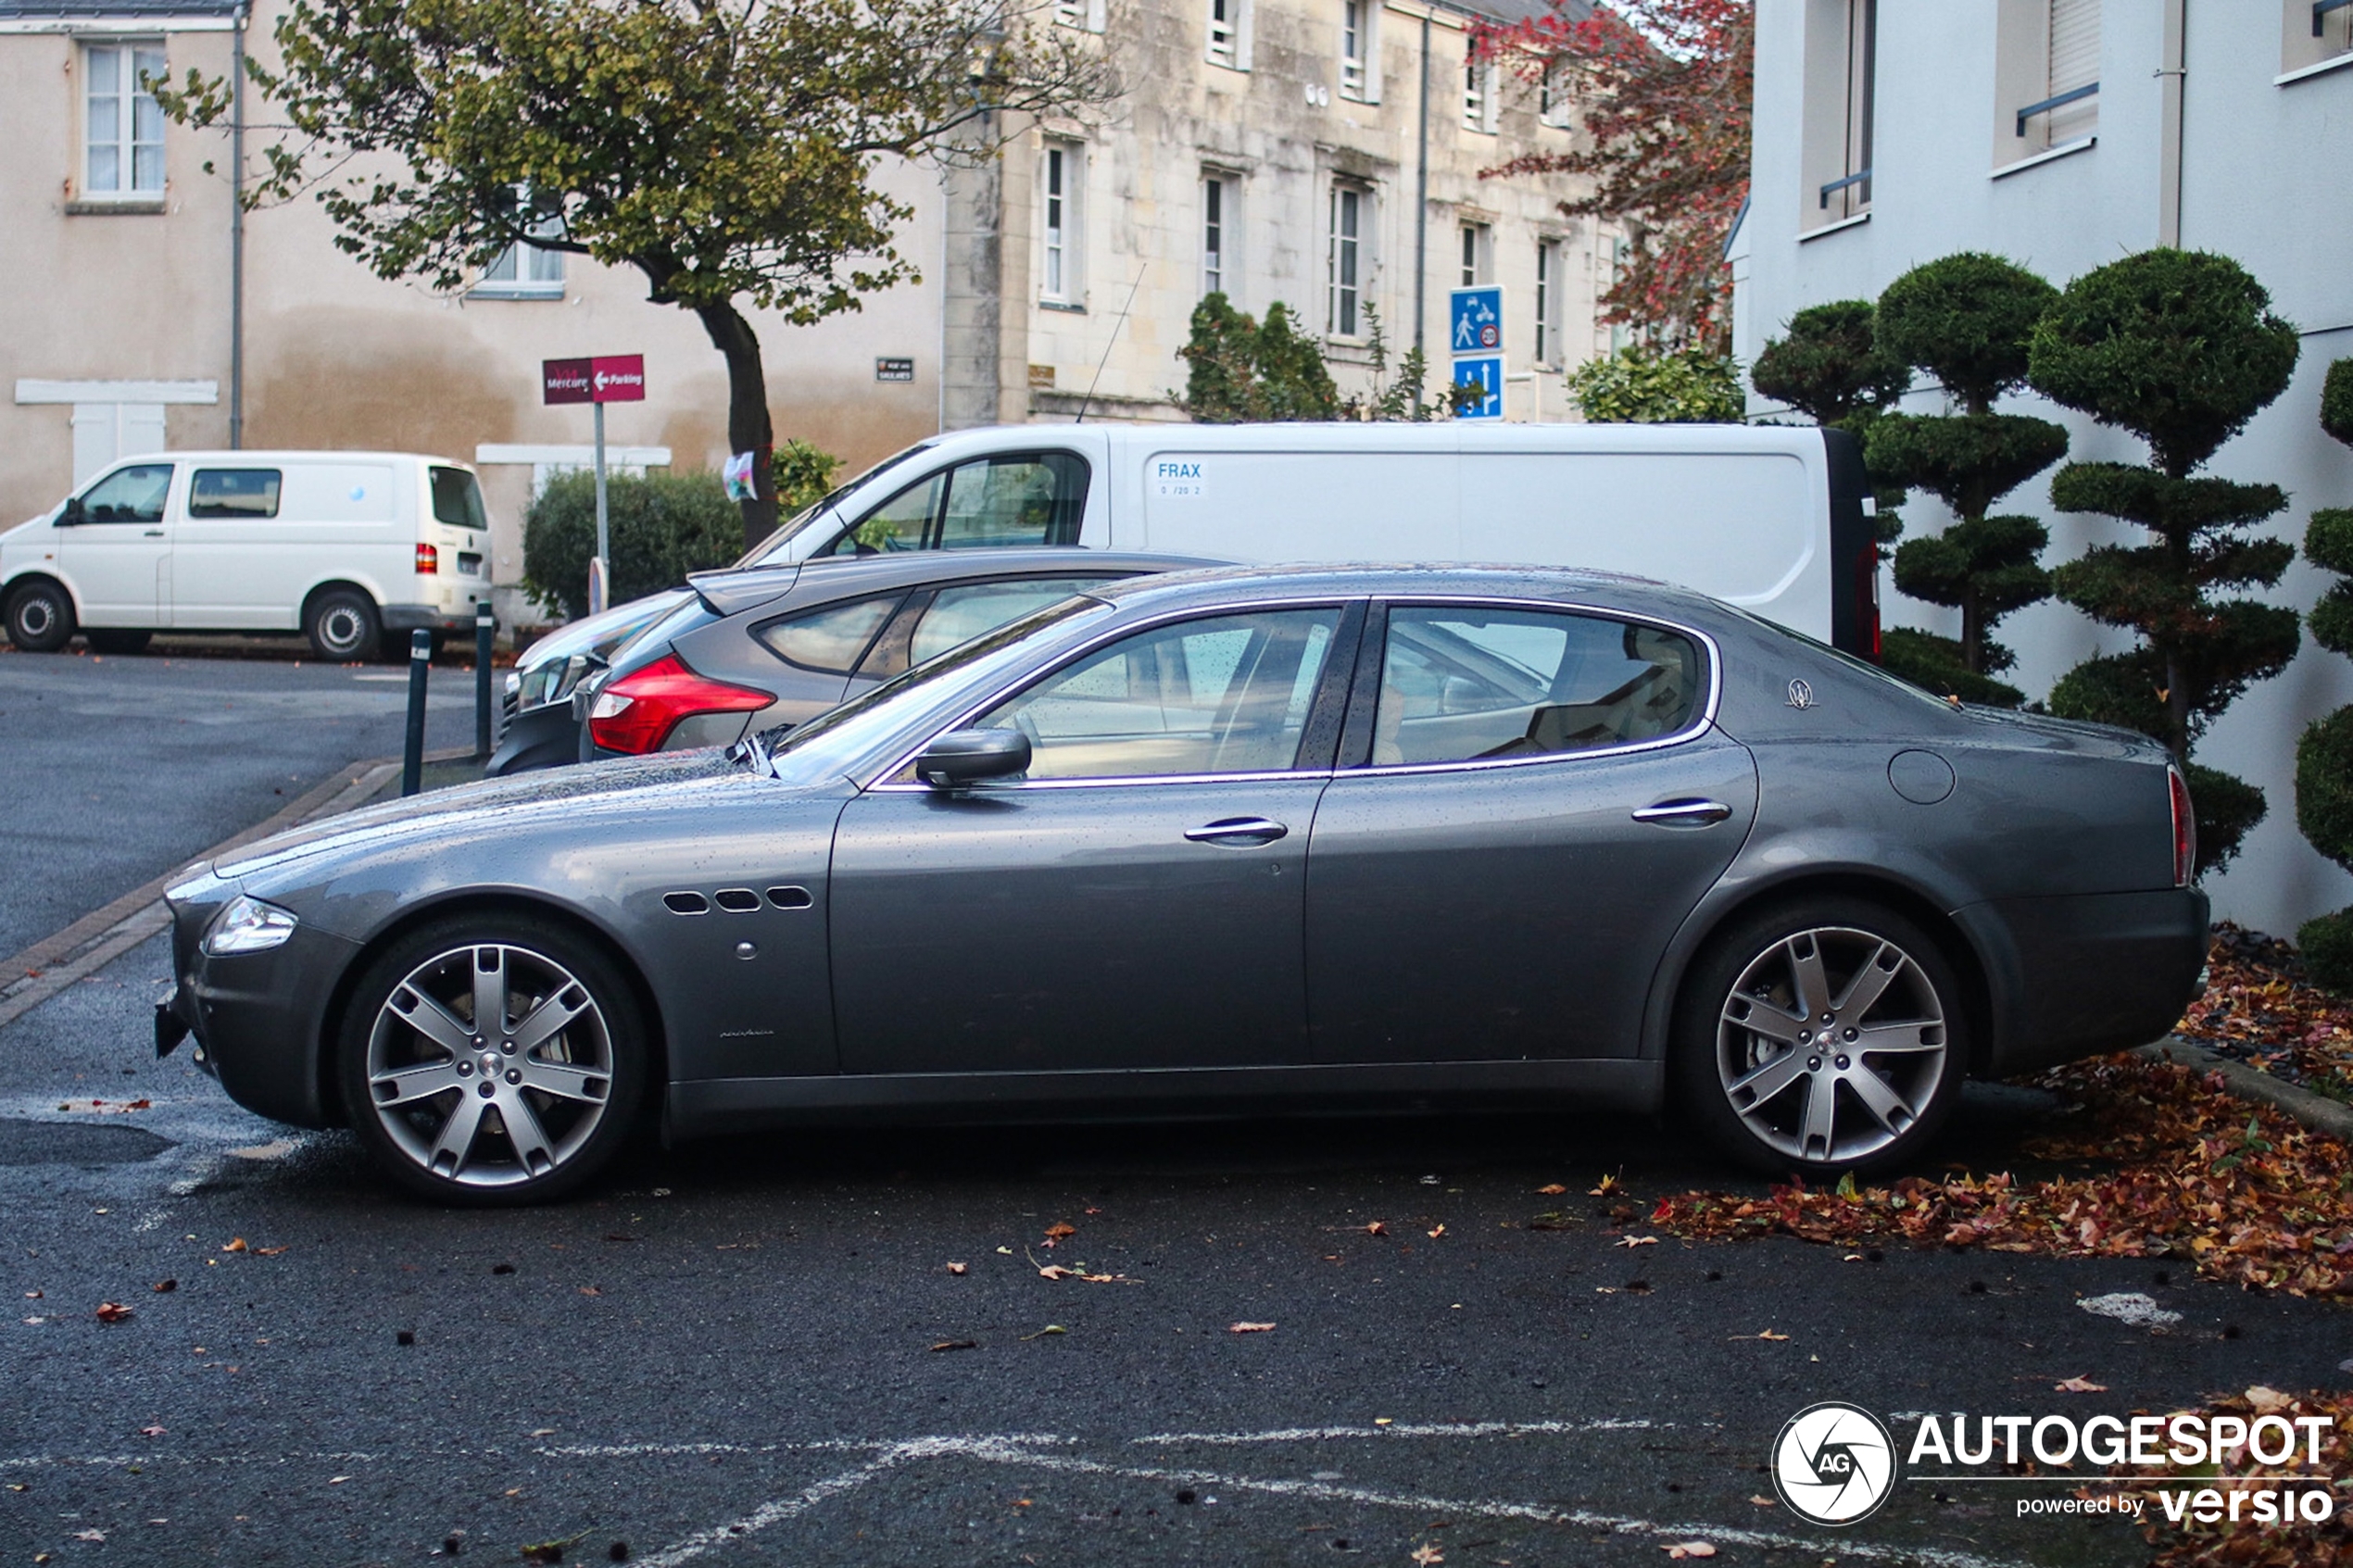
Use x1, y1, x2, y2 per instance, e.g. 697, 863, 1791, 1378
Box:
2133, 1035, 2353, 1145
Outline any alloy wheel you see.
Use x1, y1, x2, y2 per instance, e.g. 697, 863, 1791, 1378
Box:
1714, 925, 1948, 1166
364, 943, 615, 1189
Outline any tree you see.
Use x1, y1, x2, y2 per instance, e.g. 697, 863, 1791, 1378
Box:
1861, 254, 2068, 708
1174, 297, 1474, 422
1750, 297, 1912, 533
1473, 0, 1751, 351
1567, 343, 1743, 423
2296, 358, 2353, 988
2030, 249, 2303, 875
156, 0, 1113, 546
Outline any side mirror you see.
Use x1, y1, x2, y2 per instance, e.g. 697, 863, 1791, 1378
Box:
57, 497, 85, 526
914, 727, 1031, 789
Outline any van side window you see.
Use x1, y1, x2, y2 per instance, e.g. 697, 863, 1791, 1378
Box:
827, 453, 1088, 556
76, 464, 173, 524
1370, 607, 1704, 767
189, 469, 283, 519
431, 467, 489, 531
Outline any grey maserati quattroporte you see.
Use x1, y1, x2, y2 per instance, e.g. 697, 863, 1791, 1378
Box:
159, 565, 2208, 1203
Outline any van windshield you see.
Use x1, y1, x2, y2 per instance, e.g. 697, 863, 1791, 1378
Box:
734, 444, 933, 568
430, 468, 488, 531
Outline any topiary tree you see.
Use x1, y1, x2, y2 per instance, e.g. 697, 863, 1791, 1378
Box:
2031, 248, 2303, 875
1749, 297, 1912, 529
1863, 254, 2068, 708
1567, 342, 1744, 423
2296, 358, 2353, 988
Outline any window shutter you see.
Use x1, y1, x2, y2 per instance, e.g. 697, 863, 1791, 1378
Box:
2048, 0, 2098, 94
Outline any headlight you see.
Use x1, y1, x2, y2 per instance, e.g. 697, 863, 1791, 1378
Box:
202, 895, 299, 957
504, 671, 522, 697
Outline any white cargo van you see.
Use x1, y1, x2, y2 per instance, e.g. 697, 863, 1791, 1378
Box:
741, 422, 1882, 656
0, 451, 494, 659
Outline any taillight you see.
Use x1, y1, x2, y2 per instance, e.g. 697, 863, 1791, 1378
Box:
415, 543, 441, 574
1859, 546, 1882, 661
587, 652, 772, 755
2170, 766, 2196, 886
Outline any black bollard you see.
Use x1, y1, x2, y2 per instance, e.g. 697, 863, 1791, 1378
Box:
473, 600, 497, 760
401, 629, 430, 797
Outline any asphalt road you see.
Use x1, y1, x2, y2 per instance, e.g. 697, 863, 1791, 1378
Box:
2, 648, 2347, 1567
0, 642, 478, 959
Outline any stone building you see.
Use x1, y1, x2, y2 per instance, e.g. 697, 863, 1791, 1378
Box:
0, 0, 1609, 622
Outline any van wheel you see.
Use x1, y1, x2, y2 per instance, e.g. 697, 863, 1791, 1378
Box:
85, 629, 152, 655
4, 580, 75, 653
306, 589, 382, 662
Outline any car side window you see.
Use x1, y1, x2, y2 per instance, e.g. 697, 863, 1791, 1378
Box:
753, 594, 902, 678
76, 464, 172, 524
974, 608, 1340, 781
825, 452, 1088, 556
1371, 606, 1703, 766
903, 578, 1118, 669
188, 469, 282, 520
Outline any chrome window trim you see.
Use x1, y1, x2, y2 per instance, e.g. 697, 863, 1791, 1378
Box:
861, 590, 1721, 794
862, 594, 1357, 792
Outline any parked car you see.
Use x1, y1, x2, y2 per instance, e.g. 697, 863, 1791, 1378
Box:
486, 590, 693, 776
159, 564, 2206, 1204
565, 548, 1211, 766
678, 421, 1882, 657
0, 451, 494, 659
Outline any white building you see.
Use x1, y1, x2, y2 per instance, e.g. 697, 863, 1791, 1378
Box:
1735, 0, 2353, 936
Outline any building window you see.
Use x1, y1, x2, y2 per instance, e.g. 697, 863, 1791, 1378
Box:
1041, 142, 1083, 305
1202, 174, 1235, 298
1997, 0, 2097, 162
1327, 183, 1365, 337
1209, 0, 1242, 69
1340, 0, 1370, 100
1534, 240, 1563, 366
1463, 49, 1497, 132
1458, 222, 1491, 287
82, 41, 166, 198
2285, 0, 2353, 75
2034, 0, 2100, 144
472, 189, 567, 299
1800, 0, 1874, 227
1608, 235, 1632, 354
1539, 65, 1572, 127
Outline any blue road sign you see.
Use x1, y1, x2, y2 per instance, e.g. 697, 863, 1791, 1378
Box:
1449, 286, 1503, 356
1452, 355, 1504, 420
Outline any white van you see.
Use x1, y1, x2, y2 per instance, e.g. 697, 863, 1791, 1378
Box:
742, 422, 1882, 656
0, 451, 493, 660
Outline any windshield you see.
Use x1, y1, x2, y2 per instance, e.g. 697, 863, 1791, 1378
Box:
733, 444, 934, 568
762, 595, 1114, 782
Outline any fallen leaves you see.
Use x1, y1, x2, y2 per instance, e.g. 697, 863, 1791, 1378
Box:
1590, 1173, 1622, 1197
1228, 1322, 1277, 1334
2053, 1375, 2108, 1393
151, 1279, 175, 1294
944, 1262, 967, 1276
1536, 1183, 1568, 1196
1664, 1544, 1717, 1561
2087, 1386, 2353, 1567
1650, 1053, 2353, 1298
1408, 1546, 1444, 1566
1733, 1328, 1789, 1341
929, 1339, 978, 1353
220, 1237, 247, 1254
1019, 1323, 1067, 1341
1425, 1224, 1446, 1240
94, 1302, 133, 1324
1614, 1235, 1659, 1248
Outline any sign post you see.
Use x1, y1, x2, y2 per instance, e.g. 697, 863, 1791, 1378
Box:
542, 354, 647, 613
1447, 286, 1504, 422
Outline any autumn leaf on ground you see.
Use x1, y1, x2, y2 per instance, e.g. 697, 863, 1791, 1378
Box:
1229, 1321, 1277, 1334
944, 1262, 967, 1275
220, 1237, 247, 1253
2054, 1375, 2107, 1393
1408, 1546, 1443, 1566
1735, 1329, 1789, 1341
1019, 1323, 1067, 1340
1615, 1235, 1659, 1248
929, 1339, 977, 1352
1591, 1174, 1621, 1197
2245, 1386, 2293, 1413
138, 1425, 165, 1436
1536, 1183, 1568, 1195
254, 1245, 289, 1257
1039, 1222, 1076, 1248
1426, 1224, 1446, 1239
1748, 1495, 1776, 1506
1364, 1221, 1388, 1236
94, 1302, 132, 1323
152, 1279, 175, 1293
1665, 1544, 1717, 1561
577, 1286, 601, 1297
70, 1529, 105, 1543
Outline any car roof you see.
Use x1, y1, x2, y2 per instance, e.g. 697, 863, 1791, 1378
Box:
686, 547, 1219, 619
1083, 561, 1729, 622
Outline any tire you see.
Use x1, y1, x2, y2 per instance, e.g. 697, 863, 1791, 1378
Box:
305, 587, 382, 662
1674, 897, 1967, 1177
5, 580, 76, 653
336, 913, 648, 1206
84, 628, 152, 655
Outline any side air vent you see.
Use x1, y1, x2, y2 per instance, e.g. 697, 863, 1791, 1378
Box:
662, 892, 710, 915
714, 888, 761, 913
765, 885, 813, 910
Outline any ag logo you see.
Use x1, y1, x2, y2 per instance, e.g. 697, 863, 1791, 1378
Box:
1786, 678, 1816, 710
1769, 1401, 1896, 1525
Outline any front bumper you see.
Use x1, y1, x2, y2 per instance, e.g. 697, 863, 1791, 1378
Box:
1957, 886, 2210, 1076
484, 701, 585, 776
164, 870, 362, 1129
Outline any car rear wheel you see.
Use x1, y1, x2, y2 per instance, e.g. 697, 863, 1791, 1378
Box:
305, 588, 381, 662
338, 916, 648, 1205
84, 628, 152, 655
1675, 897, 1965, 1176
5, 580, 76, 653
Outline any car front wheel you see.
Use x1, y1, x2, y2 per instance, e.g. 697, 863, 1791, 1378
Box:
5, 580, 76, 652
337, 916, 648, 1205
1676, 897, 1966, 1176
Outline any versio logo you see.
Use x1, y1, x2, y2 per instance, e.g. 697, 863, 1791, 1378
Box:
1771, 1402, 1897, 1525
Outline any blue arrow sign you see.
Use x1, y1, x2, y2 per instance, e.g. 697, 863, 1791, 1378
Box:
1449, 286, 1503, 356
1452, 355, 1504, 420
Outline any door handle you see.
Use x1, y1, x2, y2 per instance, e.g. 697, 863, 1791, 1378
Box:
1632, 798, 1733, 826
143, 529, 164, 537
1184, 816, 1289, 847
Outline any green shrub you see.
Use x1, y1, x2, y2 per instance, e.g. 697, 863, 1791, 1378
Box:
2299, 909, 2353, 995
2298, 359, 2353, 989
1175, 294, 1341, 422
1567, 344, 1744, 424
1875, 252, 2057, 410
2184, 762, 2268, 879
522, 469, 747, 621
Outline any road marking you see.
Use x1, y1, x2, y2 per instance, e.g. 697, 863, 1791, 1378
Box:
1131, 1417, 1670, 1445
627, 1452, 912, 1568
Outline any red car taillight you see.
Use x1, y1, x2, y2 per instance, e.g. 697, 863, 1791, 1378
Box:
587, 653, 772, 755
2170, 766, 2196, 886
415, 543, 441, 574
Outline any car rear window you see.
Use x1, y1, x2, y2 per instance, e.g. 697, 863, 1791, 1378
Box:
431, 467, 488, 531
